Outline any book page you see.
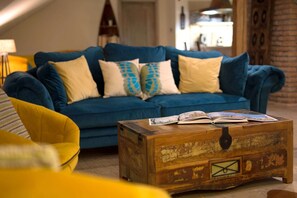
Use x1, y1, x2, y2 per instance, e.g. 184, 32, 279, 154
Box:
178, 118, 212, 124
240, 114, 278, 122
178, 111, 209, 121
149, 115, 179, 125
207, 112, 248, 124
208, 112, 278, 122
208, 112, 246, 120
149, 111, 277, 126
212, 117, 248, 123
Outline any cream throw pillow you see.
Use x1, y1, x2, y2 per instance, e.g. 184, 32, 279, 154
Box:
178, 55, 223, 93
139, 60, 180, 100
99, 59, 142, 98
0, 145, 60, 171
49, 55, 100, 103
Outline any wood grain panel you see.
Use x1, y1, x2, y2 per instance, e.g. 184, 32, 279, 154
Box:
118, 114, 293, 194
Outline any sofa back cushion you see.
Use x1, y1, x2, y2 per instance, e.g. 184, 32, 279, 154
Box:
36, 63, 67, 111
165, 46, 223, 86
104, 43, 166, 63
219, 52, 249, 96
34, 46, 105, 95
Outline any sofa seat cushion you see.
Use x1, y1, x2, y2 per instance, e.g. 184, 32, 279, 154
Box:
146, 93, 250, 116
60, 97, 160, 129
79, 127, 119, 149
80, 127, 117, 139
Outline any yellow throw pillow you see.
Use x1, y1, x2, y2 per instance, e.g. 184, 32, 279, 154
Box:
49, 55, 100, 103
178, 55, 223, 93
99, 59, 142, 98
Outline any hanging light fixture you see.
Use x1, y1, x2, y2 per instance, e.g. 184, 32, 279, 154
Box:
200, 0, 232, 15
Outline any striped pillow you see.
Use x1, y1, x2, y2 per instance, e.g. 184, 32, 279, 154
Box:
0, 89, 31, 139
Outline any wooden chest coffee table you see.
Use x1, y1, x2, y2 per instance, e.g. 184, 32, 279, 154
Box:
118, 114, 293, 194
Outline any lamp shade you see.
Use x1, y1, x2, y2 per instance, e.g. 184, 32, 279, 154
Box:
0, 39, 16, 55
200, 0, 232, 15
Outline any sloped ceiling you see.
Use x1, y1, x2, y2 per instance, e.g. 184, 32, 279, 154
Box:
0, 0, 12, 9
0, 0, 53, 34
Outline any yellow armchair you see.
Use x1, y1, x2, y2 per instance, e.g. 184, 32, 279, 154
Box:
8, 55, 30, 72
0, 98, 170, 197
0, 98, 80, 172
0, 169, 171, 198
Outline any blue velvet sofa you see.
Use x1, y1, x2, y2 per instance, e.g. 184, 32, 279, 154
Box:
3, 43, 285, 149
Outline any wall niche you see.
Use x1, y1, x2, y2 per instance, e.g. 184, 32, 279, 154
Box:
98, 0, 119, 47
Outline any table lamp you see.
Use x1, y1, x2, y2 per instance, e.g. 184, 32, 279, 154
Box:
0, 39, 16, 84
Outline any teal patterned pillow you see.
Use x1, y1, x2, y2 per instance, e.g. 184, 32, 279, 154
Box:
0, 89, 31, 139
99, 59, 142, 97
140, 60, 180, 100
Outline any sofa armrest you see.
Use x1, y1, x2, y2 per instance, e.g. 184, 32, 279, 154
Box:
244, 65, 285, 113
10, 98, 80, 146
3, 71, 55, 110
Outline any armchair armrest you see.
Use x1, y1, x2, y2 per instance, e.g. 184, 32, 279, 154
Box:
244, 65, 285, 113
3, 70, 55, 110
10, 98, 79, 146
0, 169, 171, 198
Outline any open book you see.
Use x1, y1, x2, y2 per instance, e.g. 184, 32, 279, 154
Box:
148, 111, 278, 126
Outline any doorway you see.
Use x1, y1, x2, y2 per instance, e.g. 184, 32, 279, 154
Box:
120, 1, 157, 46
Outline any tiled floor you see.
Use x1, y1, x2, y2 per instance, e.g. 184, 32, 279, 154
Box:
75, 102, 297, 197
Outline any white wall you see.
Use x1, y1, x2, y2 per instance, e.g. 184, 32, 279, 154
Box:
0, 0, 177, 55
156, 0, 175, 47
0, 0, 104, 55
175, 0, 191, 50
115, 0, 175, 47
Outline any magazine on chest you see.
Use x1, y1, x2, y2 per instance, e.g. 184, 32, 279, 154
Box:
149, 110, 278, 126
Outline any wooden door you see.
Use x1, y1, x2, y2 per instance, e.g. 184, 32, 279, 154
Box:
120, 1, 156, 46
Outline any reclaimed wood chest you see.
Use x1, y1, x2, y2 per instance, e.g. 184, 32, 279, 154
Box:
118, 116, 293, 194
